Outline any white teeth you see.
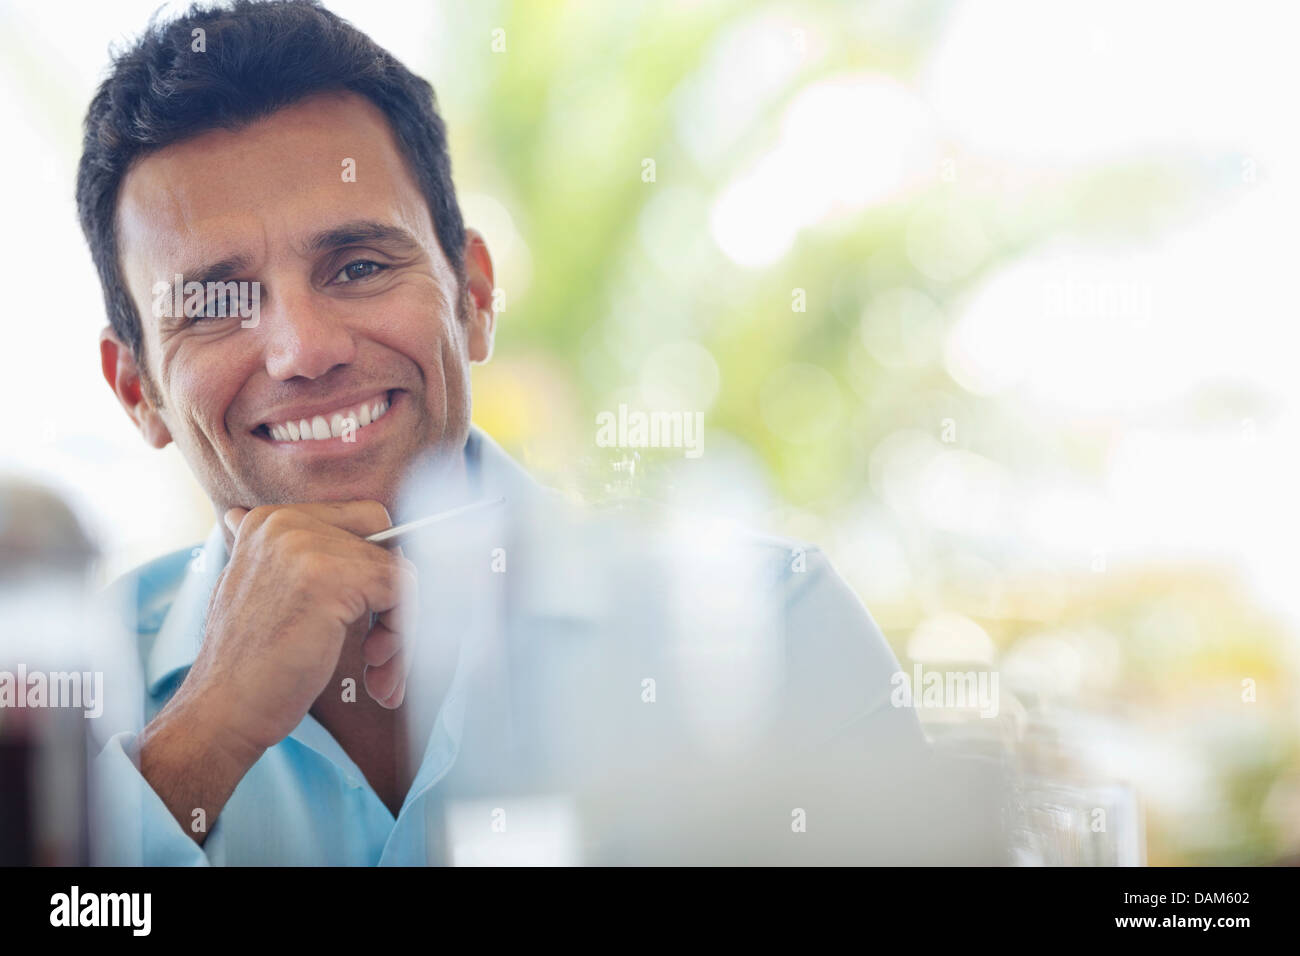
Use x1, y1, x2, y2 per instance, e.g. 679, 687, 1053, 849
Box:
265, 393, 392, 441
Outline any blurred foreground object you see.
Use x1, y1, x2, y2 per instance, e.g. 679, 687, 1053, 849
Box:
0, 479, 97, 865
0, 480, 96, 579
393, 457, 1009, 864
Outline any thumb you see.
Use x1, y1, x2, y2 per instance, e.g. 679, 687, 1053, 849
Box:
224, 507, 250, 536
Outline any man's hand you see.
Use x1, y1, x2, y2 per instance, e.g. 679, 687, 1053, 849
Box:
137, 501, 417, 842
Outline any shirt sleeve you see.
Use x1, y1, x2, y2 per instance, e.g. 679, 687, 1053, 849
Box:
89, 730, 227, 866
779, 547, 928, 761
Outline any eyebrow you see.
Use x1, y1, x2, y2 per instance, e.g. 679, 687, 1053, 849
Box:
170, 220, 422, 288
304, 219, 422, 255
179, 253, 254, 287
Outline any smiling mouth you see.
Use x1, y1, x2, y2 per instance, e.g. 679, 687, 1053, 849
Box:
254, 390, 395, 442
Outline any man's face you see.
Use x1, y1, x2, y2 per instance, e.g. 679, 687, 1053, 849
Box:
108, 91, 493, 518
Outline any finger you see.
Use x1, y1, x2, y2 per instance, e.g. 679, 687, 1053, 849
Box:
375, 604, 413, 645
378, 676, 406, 710
294, 500, 394, 538
365, 564, 416, 670
364, 650, 406, 706
224, 507, 250, 536
248, 500, 395, 539
361, 618, 402, 667
378, 556, 418, 631
360, 556, 418, 618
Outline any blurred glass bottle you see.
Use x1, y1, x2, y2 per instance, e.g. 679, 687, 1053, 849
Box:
1008, 703, 1145, 866
0, 479, 100, 865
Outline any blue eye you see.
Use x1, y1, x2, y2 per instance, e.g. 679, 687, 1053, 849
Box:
335, 260, 386, 283
195, 283, 254, 321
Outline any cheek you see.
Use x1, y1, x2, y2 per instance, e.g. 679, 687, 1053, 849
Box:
377, 293, 466, 380
159, 347, 247, 438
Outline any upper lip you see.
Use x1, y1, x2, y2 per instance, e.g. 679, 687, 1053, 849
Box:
248, 388, 395, 430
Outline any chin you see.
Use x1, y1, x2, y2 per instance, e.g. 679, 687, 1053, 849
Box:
303, 480, 399, 507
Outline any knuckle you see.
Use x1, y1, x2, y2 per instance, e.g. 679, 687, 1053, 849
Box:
394, 563, 417, 592
298, 551, 332, 582
287, 526, 316, 550
276, 528, 314, 559
254, 508, 299, 545
283, 547, 331, 589
378, 570, 402, 604
401, 568, 419, 595
248, 505, 284, 530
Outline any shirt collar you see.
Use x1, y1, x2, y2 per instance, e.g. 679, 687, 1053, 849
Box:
144, 425, 541, 696
145, 520, 227, 695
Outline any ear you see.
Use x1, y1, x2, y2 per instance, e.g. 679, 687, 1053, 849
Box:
99, 327, 172, 449
462, 228, 496, 364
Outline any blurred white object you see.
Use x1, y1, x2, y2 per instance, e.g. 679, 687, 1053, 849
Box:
0, 479, 101, 865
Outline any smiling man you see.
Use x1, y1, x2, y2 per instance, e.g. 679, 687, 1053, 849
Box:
79, 0, 927, 866
109, 89, 485, 514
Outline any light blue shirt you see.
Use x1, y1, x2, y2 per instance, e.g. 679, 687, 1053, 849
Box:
90, 427, 923, 865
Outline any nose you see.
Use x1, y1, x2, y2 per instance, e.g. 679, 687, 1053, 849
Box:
260, 281, 357, 381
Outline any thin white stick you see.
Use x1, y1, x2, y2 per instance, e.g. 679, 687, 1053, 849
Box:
364, 496, 506, 545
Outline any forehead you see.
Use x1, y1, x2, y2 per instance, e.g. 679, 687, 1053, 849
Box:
116, 91, 436, 277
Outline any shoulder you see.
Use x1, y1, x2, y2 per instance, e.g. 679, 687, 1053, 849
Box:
469, 431, 902, 686
583, 499, 915, 746
586, 496, 834, 594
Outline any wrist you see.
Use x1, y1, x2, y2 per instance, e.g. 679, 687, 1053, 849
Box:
151, 679, 266, 780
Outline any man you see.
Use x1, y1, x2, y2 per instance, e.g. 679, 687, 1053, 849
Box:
80, 0, 926, 865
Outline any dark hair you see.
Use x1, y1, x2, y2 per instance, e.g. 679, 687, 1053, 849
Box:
76, 0, 467, 358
